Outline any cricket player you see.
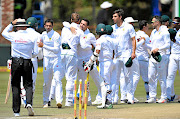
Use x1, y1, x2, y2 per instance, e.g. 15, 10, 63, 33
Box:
59, 13, 82, 107
112, 9, 136, 104
38, 19, 62, 108
145, 16, 170, 103
84, 24, 114, 109
135, 20, 151, 101
26, 17, 43, 98
60, 19, 103, 105
166, 17, 180, 102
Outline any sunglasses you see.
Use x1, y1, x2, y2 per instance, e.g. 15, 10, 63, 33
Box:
172, 21, 179, 24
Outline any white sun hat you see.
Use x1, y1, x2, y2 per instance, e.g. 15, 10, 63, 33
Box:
124, 17, 138, 23
100, 1, 113, 9
14, 19, 30, 27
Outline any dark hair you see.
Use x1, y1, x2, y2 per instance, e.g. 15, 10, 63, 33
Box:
71, 12, 80, 22
82, 18, 90, 26
174, 17, 180, 23
113, 9, 124, 20
153, 16, 162, 24
44, 19, 54, 26
139, 20, 148, 30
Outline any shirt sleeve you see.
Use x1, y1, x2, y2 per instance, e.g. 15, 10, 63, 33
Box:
128, 24, 136, 38
90, 34, 97, 47
32, 37, 39, 58
158, 31, 170, 50
174, 32, 180, 45
95, 38, 101, 50
43, 34, 61, 54
1, 24, 15, 42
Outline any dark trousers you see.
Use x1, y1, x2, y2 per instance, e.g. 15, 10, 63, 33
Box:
11, 57, 33, 113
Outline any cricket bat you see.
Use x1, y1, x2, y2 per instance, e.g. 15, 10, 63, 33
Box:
5, 71, 11, 104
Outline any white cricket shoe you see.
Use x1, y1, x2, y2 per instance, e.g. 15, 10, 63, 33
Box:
145, 97, 156, 103
134, 97, 139, 103
156, 98, 167, 103
43, 103, 48, 108
65, 101, 73, 107
97, 104, 113, 109
26, 104, 34, 116
14, 113, 20, 117
92, 100, 102, 105
120, 99, 127, 104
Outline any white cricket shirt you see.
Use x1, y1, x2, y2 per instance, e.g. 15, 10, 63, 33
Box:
41, 29, 61, 57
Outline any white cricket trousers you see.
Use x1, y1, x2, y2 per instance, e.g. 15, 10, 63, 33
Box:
43, 56, 62, 105
138, 60, 149, 98
59, 55, 77, 103
148, 55, 167, 99
77, 58, 102, 101
132, 58, 140, 95
32, 58, 38, 94
99, 60, 113, 101
116, 57, 134, 102
110, 59, 119, 102
167, 54, 180, 99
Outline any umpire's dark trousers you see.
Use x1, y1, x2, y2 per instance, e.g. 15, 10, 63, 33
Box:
11, 57, 33, 113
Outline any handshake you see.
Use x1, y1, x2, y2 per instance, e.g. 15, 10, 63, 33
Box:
83, 60, 94, 73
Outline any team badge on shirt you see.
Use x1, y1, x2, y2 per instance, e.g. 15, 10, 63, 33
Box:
49, 38, 52, 41
45, 67, 46, 70
83, 36, 87, 39
159, 32, 161, 35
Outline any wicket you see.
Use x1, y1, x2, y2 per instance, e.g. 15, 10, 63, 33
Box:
74, 78, 88, 119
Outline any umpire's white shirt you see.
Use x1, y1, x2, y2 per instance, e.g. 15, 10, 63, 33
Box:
95, 34, 115, 62
78, 29, 96, 60
136, 30, 151, 61
41, 29, 61, 57
171, 29, 180, 54
112, 22, 136, 58
150, 25, 170, 56
2, 24, 38, 59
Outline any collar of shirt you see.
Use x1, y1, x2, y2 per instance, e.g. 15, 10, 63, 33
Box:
26, 28, 35, 32
115, 22, 125, 29
71, 22, 79, 29
17, 30, 28, 33
84, 28, 90, 34
46, 29, 54, 35
137, 30, 146, 35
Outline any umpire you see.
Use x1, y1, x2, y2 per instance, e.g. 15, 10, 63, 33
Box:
2, 19, 38, 117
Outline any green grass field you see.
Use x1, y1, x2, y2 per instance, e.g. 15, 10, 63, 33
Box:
0, 71, 180, 119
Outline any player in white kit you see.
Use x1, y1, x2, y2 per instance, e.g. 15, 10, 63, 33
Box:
166, 17, 180, 102
112, 9, 136, 104
38, 19, 62, 108
145, 16, 170, 103
135, 20, 151, 101
26, 17, 43, 98
59, 13, 82, 107
84, 24, 114, 109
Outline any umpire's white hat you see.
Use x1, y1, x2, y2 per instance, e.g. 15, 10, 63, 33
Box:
14, 19, 30, 27
100, 1, 113, 9
124, 17, 138, 23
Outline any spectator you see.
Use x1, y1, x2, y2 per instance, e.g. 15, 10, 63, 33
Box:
96, 1, 113, 25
